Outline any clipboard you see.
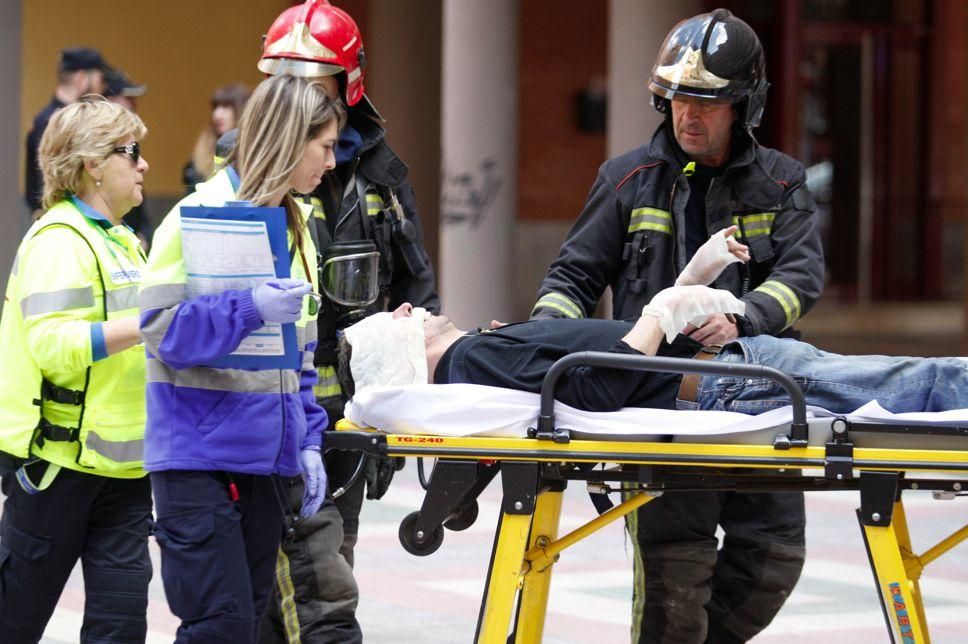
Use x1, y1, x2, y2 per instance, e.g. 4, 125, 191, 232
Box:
180, 204, 301, 371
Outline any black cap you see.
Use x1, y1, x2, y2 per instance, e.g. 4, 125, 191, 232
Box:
104, 70, 147, 98
59, 46, 112, 73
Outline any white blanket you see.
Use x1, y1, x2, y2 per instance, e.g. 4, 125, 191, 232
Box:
343, 384, 968, 439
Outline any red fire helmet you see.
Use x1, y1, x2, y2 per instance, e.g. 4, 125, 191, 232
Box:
258, 0, 367, 106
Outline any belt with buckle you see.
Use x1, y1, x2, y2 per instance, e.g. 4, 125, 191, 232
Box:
676, 345, 723, 404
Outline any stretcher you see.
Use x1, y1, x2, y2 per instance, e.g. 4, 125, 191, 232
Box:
328, 352, 968, 643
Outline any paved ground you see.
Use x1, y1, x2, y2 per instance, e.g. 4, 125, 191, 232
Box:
37, 465, 968, 643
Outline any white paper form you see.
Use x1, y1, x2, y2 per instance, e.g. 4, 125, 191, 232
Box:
181, 217, 284, 357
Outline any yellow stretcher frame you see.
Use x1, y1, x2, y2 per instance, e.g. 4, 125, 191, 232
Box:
331, 423, 968, 644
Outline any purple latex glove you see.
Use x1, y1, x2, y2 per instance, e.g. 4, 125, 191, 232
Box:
252, 279, 311, 324
299, 446, 327, 518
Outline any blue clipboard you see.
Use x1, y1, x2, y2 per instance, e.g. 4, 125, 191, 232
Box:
180, 204, 301, 371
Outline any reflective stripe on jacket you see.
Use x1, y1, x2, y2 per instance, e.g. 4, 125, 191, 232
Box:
0, 199, 147, 477
532, 125, 824, 336
139, 169, 327, 477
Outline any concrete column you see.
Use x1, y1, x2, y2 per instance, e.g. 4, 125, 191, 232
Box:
365, 0, 442, 271
439, 0, 518, 328
607, 0, 699, 157
599, 1, 697, 317
0, 0, 22, 302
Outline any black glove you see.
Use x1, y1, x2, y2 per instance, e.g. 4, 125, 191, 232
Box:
364, 455, 405, 500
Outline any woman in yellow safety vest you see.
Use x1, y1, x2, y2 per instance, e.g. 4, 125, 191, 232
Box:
0, 96, 152, 642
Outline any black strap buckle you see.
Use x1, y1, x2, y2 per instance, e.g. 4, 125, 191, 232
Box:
41, 379, 85, 405
37, 418, 80, 444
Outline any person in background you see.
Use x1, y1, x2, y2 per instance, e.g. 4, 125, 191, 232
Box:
139, 75, 340, 643
25, 47, 113, 218
218, 3, 440, 642
0, 96, 152, 643
530, 9, 824, 643
105, 68, 154, 250
103, 68, 147, 112
183, 82, 250, 192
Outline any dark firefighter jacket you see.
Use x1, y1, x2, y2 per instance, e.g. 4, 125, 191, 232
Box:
532, 124, 824, 337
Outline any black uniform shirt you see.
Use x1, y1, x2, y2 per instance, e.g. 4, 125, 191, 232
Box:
434, 318, 697, 412
685, 163, 725, 260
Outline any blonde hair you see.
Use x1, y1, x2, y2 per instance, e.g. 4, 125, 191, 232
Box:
229, 75, 345, 249
39, 95, 147, 210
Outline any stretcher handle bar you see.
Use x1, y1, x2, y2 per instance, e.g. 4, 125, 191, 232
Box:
537, 351, 808, 445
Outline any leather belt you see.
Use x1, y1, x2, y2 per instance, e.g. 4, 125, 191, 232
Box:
676, 346, 723, 404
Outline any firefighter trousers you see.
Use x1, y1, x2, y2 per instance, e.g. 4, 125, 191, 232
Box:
627, 488, 806, 644
260, 450, 365, 644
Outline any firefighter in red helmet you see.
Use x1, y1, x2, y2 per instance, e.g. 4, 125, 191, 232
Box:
257, 0, 367, 106
214, 2, 439, 642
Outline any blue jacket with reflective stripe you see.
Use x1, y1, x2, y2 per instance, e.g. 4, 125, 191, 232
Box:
139, 170, 326, 476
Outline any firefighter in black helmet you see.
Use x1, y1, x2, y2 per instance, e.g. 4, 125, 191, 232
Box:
533, 9, 823, 643
649, 8, 769, 131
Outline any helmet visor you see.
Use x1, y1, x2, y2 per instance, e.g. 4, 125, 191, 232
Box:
258, 57, 343, 79
320, 242, 380, 307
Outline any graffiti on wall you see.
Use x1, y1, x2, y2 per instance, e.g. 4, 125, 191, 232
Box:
441, 158, 502, 228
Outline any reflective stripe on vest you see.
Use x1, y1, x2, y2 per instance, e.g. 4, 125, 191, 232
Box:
314, 365, 341, 399
146, 358, 301, 394
86, 430, 143, 464
732, 212, 776, 238
628, 207, 672, 235
21, 286, 94, 317
753, 280, 801, 329
366, 192, 384, 216
532, 292, 584, 319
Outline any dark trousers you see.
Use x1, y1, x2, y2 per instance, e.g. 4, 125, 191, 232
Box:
260, 450, 365, 644
0, 466, 152, 644
152, 470, 285, 644
628, 488, 806, 644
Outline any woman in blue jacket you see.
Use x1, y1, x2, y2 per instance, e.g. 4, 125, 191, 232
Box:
139, 75, 343, 643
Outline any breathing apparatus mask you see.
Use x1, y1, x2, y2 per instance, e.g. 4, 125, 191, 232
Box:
320, 240, 381, 328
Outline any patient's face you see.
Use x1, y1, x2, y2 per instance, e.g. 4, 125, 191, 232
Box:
391, 303, 456, 342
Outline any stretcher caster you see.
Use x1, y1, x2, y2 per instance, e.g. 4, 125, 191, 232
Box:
443, 500, 479, 532
399, 511, 444, 556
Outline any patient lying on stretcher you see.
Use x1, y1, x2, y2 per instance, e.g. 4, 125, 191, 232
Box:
336, 290, 967, 416
337, 228, 967, 415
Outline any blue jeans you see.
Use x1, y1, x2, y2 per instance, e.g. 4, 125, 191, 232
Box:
692, 336, 968, 414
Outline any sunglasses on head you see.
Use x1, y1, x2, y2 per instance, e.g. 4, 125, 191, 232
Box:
111, 142, 140, 164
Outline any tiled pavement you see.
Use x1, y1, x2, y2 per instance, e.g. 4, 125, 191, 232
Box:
37, 466, 968, 643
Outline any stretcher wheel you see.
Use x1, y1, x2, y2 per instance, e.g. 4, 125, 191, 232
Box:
443, 500, 479, 532
399, 511, 444, 556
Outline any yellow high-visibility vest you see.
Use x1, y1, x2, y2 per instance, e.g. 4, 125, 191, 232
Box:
0, 199, 147, 478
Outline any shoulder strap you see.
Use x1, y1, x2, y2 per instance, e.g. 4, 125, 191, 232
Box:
225, 165, 241, 193
33, 222, 107, 319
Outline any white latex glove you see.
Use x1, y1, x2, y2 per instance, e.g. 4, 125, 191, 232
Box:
642, 285, 746, 343
675, 226, 751, 287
